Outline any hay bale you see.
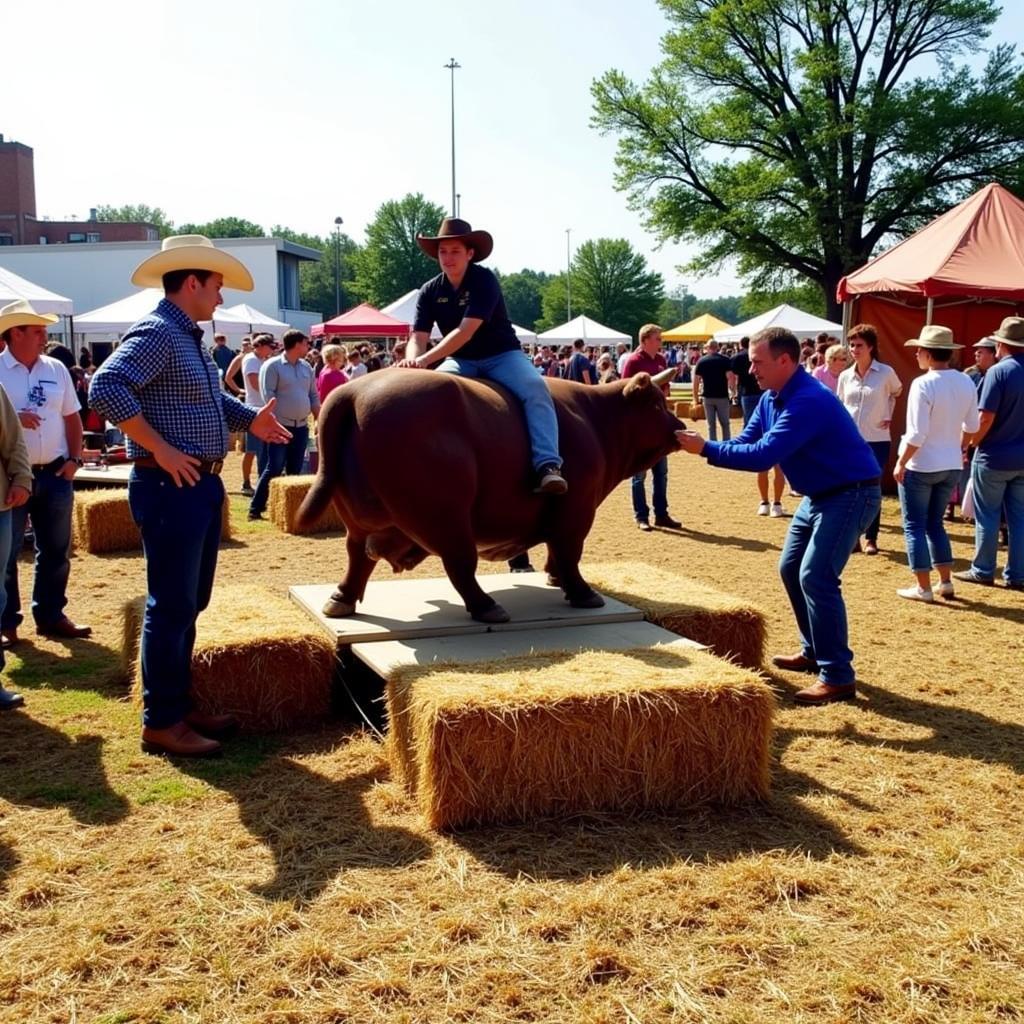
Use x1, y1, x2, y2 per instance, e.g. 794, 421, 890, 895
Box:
73, 487, 231, 554
583, 562, 766, 670
387, 646, 774, 830
268, 475, 345, 535
123, 584, 335, 732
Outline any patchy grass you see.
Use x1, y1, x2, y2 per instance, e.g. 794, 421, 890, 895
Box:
1, 454, 1022, 1023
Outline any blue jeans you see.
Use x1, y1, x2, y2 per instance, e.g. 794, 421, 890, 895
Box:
3, 469, 73, 630
703, 397, 731, 441
778, 486, 881, 686
970, 462, 1024, 584
898, 468, 960, 572
249, 425, 309, 515
436, 349, 561, 470
631, 457, 668, 522
740, 395, 760, 426
864, 441, 890, 542
129, 468, 225, 729
0, 510, 10, 670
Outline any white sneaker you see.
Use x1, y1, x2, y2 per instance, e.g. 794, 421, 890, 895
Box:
897, 586, 934, 603
937, 581, 955, 599
757, 501, 770, 516
770, 502, 785, 518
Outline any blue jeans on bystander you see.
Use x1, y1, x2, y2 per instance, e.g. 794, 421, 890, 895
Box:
898, 468, 960, 572
631, 457, 668, 523
249, 425, 309, 516
969, 461, 1024, 584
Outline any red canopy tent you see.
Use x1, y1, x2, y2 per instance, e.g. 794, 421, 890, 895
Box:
310, 303, 409, 339
837, 182, 1024, 483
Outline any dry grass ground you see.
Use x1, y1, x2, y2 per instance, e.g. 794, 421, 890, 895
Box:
1, 453, 1022, 1023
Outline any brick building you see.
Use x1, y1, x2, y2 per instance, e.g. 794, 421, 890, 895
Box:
0, 136, 158, 246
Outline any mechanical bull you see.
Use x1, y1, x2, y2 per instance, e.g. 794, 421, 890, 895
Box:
296, 367, 682, 624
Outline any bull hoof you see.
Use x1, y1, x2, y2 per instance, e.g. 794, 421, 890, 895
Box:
546, 574, 561, 588
322, 592, 356, 618
472, 603, 511, 625
568, 590, 605, 609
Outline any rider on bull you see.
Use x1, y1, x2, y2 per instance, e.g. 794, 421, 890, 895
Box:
397, 217, 567, 495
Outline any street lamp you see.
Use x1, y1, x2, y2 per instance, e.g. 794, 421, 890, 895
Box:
444, 58, 461, 215
333, 216, 344, 316
566, 228, 572, 321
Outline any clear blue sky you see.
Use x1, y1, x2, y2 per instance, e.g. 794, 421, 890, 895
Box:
6, 0, 1021, 299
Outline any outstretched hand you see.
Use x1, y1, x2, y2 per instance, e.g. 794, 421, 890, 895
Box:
250, 398, 293, 445
675, 429, 706, 455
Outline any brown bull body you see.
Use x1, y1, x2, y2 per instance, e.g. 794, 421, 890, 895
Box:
297, 368, 682, 622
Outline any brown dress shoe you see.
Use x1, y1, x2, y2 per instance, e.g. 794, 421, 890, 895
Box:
1, 627, 18, 649
141, 722, 222, 758
185, 711, 239, 740
771, 652, 819, 673
37, 617, 93, 639
793, 680, 857, 705
654, 515, 683, 529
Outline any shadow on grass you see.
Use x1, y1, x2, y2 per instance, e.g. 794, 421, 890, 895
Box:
6, 636, 126, 696
180, 729, 432, 905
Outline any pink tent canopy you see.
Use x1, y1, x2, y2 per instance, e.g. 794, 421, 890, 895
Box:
310, 303, 409, 338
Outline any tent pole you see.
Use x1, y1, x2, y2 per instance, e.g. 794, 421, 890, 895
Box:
925, 298, 934, 325
841, 301, 852, 339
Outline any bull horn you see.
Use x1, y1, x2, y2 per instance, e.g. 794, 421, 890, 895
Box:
652, 367, 676, 387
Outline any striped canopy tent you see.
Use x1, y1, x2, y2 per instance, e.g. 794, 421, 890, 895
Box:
662, 313, 732, 342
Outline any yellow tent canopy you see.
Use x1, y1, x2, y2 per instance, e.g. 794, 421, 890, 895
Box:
662, 313, 733, 342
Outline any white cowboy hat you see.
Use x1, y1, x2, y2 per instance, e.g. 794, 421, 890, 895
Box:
0, 299, 60, 334
904, 325, 963, 350
130, 235, 254, 290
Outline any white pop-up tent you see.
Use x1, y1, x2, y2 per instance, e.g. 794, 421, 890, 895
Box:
538, 314, 631, 346
216, 303, 290, 334
711, 303, 843, 343
76, 290, 252, 335
513, 323, 538, 345
382, 289, 439, 339
0, 265, 74, 315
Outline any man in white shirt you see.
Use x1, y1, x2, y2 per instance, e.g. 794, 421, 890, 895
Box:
238, 334, 277, 495
0, 302, 91, 643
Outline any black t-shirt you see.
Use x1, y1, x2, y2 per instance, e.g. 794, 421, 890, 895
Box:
694, 352, 732, 398
414, 263, 520, 361
730, 349, 760, 396
566, 352, 592, 383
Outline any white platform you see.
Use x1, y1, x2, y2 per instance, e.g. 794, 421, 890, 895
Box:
74, 464, 132, 486
352, 621, 704, 678
289, 572, 644, 645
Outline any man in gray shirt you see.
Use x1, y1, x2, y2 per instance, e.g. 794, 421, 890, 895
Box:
248, 329, 319, 520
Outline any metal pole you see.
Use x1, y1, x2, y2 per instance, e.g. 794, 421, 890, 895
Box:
444, 58, 461, 216
566, 228, 572, 321
333, 215, 343, 316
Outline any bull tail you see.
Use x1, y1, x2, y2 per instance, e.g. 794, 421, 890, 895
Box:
295, 394, 352, 530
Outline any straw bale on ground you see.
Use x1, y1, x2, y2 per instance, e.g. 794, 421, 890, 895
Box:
387, 646, 774, 830
73, 487, 232, 554
122, 584, 334, 731
268, 475, 345, 535
584, 562, 766, 669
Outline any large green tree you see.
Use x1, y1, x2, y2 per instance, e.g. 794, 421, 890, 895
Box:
592, 0, 1024, 320
538, 239, 663, 336
94, 204, 175, 237
352, 193, 447, 307
496, 269, 551, 329
271, 225, 360, 320
177, 216, 265, 238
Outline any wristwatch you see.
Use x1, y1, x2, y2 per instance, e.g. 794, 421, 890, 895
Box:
66, 457, 83, 467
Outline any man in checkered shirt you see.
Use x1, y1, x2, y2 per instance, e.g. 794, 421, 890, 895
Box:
90, 236, 291, 758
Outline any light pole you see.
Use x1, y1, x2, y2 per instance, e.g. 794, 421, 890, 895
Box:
566, 228, 572, 321
333, 216, 343, 316
444, 58, 461, 216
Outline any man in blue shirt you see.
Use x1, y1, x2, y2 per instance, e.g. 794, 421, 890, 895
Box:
677, 327, 881, 705
90, 235, 291, 757
955, 316, 1024, 589
399, 218, 566, 495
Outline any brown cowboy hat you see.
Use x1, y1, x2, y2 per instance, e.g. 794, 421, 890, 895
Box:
416, 217, 493, 262
994, 316, 1024, 347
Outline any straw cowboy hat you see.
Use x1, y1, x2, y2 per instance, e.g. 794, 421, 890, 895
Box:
993, 316, 1024, 347
416, 217, 493, 262
130, 234, 254, 290
974, 335, 999, 350
0, 299, 59, 334
904, 325, 963, 350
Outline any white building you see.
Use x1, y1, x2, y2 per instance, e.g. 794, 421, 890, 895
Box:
0, 236, 322, 335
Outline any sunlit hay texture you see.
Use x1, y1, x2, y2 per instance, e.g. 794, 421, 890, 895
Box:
73, 487, 232, 554
122, 583, 335, 731
584, 561, 766, 669
386, 646, 774, 830
269, 474, 346, 535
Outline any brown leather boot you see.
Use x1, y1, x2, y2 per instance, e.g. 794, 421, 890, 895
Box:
185, 711, 239, 740
141, 721, 222, 758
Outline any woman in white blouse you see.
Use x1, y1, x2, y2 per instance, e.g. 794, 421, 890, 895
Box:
892, 326, 980, 601
837, 323, 903, 554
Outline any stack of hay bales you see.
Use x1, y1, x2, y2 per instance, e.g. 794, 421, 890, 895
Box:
122, 584, 335, 732
268, 475, 345, 535
387, 646, 774, 830
583, 562, 766, 670
73, 488, 232, 554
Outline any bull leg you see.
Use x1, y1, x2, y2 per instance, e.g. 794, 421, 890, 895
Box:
438, 542, 510, 624
543, 548, 561, 589
323, 533, 377, 618
549, 525, 604, 609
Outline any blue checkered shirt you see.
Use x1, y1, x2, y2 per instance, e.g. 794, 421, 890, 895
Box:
88, 298, 257, 459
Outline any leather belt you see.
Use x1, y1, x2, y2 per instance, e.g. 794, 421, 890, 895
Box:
810, 476, 880, 502
31, 456, 69, 473
132, 456, 224, 475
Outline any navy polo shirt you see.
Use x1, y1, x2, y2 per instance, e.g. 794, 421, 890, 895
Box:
414, 263, 520, 361
977, 351, 1024, 470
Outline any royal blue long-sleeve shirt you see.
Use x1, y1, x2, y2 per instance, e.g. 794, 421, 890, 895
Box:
702, 366, 881, 497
